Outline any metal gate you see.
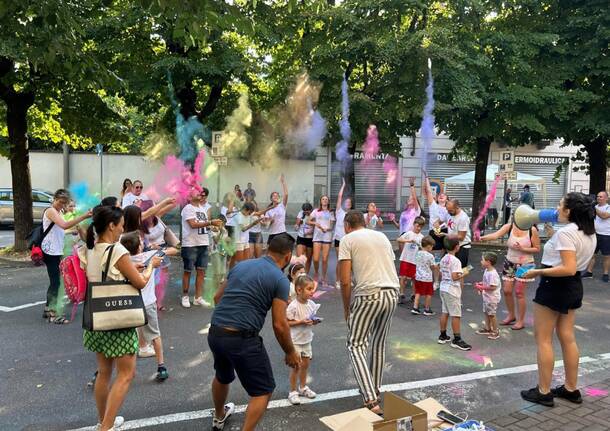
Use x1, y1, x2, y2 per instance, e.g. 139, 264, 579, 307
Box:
426, 154, 476, 212
514, 160, 567, 208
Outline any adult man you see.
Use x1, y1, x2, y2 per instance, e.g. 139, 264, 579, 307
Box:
503, 187, 513, 225
121, 180, 149, 208
339, 210, 399, 415
243, 182, 256, 202
583, 190, 610, 282
423, 175, 449, 250
208, 233, 300, 431
519, 184, 535, 208
445, 199, 472, 267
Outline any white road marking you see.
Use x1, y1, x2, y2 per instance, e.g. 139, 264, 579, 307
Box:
0, 300, 46, 312
65, 352, 610, 431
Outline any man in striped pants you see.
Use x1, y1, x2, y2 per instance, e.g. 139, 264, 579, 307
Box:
338, 210, 400, 415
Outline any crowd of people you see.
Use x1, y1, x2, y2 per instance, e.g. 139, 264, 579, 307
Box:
35, 173, 602, 430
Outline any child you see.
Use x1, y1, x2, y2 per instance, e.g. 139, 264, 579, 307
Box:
120, 232, 173, 382
287, 262, 306, 303
230, 202, 261, 268
438, 235, 472, 351
413, 235, 438, 316
397, 216, 426, 304
204, 215, 231, 305
475, 252, 502, 340
286, 274, 320, 405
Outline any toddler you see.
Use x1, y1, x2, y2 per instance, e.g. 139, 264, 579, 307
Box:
413, 235, 438, 315
475, 252, 502, 340
397, 216, 425, 304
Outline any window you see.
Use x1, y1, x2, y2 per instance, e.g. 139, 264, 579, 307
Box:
32, 192, 52, 203
0, 191, 12, 202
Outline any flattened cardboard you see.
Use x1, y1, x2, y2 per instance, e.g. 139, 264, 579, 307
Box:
319, 407, 382, 431
414, 398, 454, 430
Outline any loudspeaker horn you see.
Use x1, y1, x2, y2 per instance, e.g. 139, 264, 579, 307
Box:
513, 204, 558, 230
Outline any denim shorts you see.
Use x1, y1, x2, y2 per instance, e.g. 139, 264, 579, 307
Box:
181, 245, 209, 271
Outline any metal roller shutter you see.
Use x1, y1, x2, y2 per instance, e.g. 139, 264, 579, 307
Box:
426, 156, 476, 213
514, 162, 567, 209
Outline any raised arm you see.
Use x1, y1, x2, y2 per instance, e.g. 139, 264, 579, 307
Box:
422, 173, 435, 206
141, 197, 177, 220
47, 207, 92, 230
280, 173, 288, 206
336, 178, 346, 210
480, 223, 512, 241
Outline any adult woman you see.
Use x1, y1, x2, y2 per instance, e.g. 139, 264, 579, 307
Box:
480, 222, 541, 330
80, 206, 161, 430
309, 195, 335, 285
265, 173, 289, 244
123, 198, 177, 239
295, 202, 314, 274
520, 193, 596, 407
119, 179, 132, 207
364, 202, 383, 230
334, 179, 352, 287
221, 192, 240, 239
248, 200, 264, 258
234, 184, 244, 202
41, 189, 92, 323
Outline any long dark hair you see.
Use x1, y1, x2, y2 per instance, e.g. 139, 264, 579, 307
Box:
87, 205, 123, 249
564, 192, 595, 235
318, 194, 331, 212
121, 178, 132, 194
123, 205, 149, 235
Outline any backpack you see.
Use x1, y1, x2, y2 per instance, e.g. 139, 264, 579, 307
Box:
26, 208, 55, 265
61, 253, 87, 321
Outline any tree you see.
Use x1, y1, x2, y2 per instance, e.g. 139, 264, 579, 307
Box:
0, 1, 124, 250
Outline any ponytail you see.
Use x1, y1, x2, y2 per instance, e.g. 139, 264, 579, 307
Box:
86, 223, 96, 249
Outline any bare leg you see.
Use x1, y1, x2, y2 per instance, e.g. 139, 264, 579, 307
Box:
413, 293, 421, 309
335, 246, 340, 284
424, 295, 432, 310
298, 358, 310, 389
100, 354, 136, 430
603, 256, 610, 276
489, 315, 498, 333
451, 317, 461, 336
94, 354, 114, 423
212, 377, 230, 418
242, 393, 272, 431
321, 244, 330, 283
312, 243, 321, 280
502, 279, 516, 324
254, 243, 263, 258
586, 255, 595, 273
152, 336, 164, 365
534, 303, 559, 393
440, 313, 449, 332
305, 247, 313, 273
556, 310, 579, 391
195, 268, 205, 298
484, 314, 491, 331
513, 280, 527, 329
182, 271, 191, 296
289, 367, 298, 392
137, 328, 146, 349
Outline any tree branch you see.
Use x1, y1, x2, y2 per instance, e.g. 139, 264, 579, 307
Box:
0, 56, 15, 101
198, 82, 224, 120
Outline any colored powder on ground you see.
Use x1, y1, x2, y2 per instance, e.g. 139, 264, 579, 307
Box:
472, 175, 502, 241
585, 388, 608, 397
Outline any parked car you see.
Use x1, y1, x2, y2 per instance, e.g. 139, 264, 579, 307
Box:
0, 189, 53, 227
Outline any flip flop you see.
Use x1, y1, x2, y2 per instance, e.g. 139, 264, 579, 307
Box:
49, 316, 70, 325
511, 324, 525, 330
500, 319, 516, 326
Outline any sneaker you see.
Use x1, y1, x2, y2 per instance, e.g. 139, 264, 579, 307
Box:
581, 271, 593, 278
156, 366, 169, 382
299, 386, 317, 399
551, 385, 582, 404
212, 402, 235, 430
193, 297, 212, 307
603, 274, 609, 283
138, 345, 155, 358
423, 309, 435, 316
181, 296, 191, 308
335, 281, 341, 290
521, 386, 554, 407
437, 333, 451, 344
411, 307, 421, 315
288, 391, 301, 405
475, 328, 492, 335
451, 338, 472, 351
487, 331, 500, 340
95, 416, 124, 431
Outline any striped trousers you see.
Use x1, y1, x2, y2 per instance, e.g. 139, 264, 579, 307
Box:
347, 288, 398, 403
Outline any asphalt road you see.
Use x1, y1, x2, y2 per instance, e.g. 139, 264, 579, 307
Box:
2, 248, 610, 431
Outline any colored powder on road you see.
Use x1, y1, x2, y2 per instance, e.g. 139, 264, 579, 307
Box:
472, 175, 502, 241
420, 60, 435, 173
585, 388, 608, 397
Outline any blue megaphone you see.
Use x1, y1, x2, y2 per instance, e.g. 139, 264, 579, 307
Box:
513, 204, 558, 230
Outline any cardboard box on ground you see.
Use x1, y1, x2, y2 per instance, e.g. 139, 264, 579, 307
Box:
320, 393, 456, 431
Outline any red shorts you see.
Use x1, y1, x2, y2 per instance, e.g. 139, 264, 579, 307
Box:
414, 280, 434, 296
399, 261, 416, 278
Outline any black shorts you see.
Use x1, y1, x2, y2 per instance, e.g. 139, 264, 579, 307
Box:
595, 234, 610, 256
534, 271, 583, 314
429, 228, 448, 251
208, 326, 275, 396
456, 246, 470, 267
249, 232, 263, 244
334, 239, 341, 248
296, 236, 313, 248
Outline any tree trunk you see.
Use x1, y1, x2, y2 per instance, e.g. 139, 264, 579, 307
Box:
584, 137, 608, 195
6, 95, 35, 251
471, 137, 492, 227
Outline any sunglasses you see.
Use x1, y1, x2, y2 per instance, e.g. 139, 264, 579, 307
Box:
134, 186, 142, 189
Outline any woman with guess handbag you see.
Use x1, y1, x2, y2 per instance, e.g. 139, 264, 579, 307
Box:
79, 206, 161, 431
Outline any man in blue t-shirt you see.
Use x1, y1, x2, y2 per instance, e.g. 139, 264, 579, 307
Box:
208, 233, 300, 431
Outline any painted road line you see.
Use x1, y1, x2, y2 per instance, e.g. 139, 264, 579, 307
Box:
0, 300, 46, 312
66, 352, 610, 431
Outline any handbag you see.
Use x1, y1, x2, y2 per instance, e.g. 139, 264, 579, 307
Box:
163, 223, 180, 247
27, 208, 55, 265
82, 245, 147, 331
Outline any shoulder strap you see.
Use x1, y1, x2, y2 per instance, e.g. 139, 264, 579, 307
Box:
101, 245, 115, 282
41, 208, 56, 240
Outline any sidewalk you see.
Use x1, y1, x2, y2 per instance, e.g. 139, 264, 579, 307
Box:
484, 379, 610, 431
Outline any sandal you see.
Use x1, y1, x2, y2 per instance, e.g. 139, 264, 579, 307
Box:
49, 315, 70, 325
42, 307, 53, 319
364, 400, 384, 417
511, 324, 525, 330
500, 318, 516, 326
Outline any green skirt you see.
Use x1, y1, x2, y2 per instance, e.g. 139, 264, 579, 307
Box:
83, 328, 138, 358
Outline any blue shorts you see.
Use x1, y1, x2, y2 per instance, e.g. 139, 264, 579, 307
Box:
181, 246, 209, 271
208, 326, 275, 396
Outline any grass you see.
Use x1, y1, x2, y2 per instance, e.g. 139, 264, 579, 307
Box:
0, 245, 30, 260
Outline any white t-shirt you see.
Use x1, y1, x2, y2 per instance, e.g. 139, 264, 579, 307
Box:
429, 202, 449, 231
482, 268, 501, 304
399, 207, 421, 233
267, 203, 287, 234
145, 219, 165, 246
221, 206, 239, 227
365, 213, 381, 230
594, 204, 610, 236
297, 210, 314, 238
233, 212, 252, 244
181, 203, 211, 247
41, 210, 65, 256
121, 192, 150, 208
334, 208, 346, 241
338, 228, 400, 296
311, 209, 335, 243
440, 254, 463, 297
130, 252, 157, 306
286, 299, 319, 344
447, 209, 471, 248
398, 231, 423, 263
541, 223, 596, 271
415, 250, 436, 282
